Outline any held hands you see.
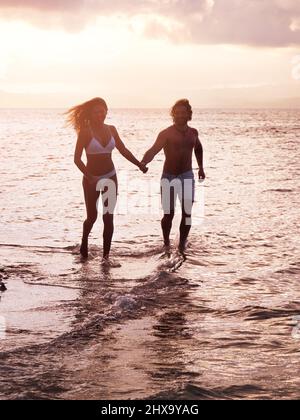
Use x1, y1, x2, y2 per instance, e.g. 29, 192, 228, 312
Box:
139, 161, 149, 174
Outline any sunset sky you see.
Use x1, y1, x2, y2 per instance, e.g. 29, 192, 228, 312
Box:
1, 0, 300, 108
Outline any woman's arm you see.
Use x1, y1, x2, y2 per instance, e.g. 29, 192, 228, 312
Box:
111, 126, 147, 173
74, 128, 90, 177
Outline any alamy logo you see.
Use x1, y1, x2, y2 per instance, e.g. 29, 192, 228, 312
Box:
292, 316, 300, 340
92, 170, 205, 226
0, 316, 6, 339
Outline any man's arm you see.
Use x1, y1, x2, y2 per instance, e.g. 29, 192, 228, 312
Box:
194, 130, 205, 180
141, 131, 167, 165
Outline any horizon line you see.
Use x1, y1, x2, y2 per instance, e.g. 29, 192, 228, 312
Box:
1, 106, 300, 110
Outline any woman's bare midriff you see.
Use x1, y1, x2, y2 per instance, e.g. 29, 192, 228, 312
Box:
86, 154, 115, 176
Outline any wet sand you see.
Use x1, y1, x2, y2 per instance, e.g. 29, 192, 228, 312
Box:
0, 239, 299, 400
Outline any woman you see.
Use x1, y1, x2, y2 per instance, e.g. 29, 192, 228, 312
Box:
66, 97, 147, 264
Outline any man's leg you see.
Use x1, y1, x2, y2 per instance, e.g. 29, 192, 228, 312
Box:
160, 180, 176, 248
161, 210, 175, 247
178, 175, 195, 254
179, 201, 193, 254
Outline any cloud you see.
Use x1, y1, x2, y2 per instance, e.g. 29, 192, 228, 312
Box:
0, 0, 300, 46
187, 0, 300, 46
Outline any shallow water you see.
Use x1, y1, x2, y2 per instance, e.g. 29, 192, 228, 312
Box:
0, 108, 299, 400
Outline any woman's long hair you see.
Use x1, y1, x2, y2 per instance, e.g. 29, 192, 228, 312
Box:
64, 97, 108, 133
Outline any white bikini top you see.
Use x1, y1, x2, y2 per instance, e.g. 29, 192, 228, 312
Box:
85, 135, 116, 155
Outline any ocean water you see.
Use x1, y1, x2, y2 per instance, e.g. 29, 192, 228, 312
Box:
0, 108, 299, 400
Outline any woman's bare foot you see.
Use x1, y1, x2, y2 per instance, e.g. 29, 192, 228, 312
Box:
80, 239, 88, 259
0, 282, 7, 292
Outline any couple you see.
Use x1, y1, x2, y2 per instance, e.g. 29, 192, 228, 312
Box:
66, 97, 205, 264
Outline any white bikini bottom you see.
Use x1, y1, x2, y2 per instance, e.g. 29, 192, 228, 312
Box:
84, 168, 117, 185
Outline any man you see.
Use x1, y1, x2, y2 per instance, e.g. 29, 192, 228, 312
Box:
141, 99, 205, 255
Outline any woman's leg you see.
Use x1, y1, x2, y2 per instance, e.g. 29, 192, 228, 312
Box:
102, 213, 114, 259
80, 177, 100, 258
101, 175, 118, 259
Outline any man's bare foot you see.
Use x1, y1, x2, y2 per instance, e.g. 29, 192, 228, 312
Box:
178, 243, 187, 258
80, 240, 88, 259
101, 256, 121, 268
160, 244, 171, 258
